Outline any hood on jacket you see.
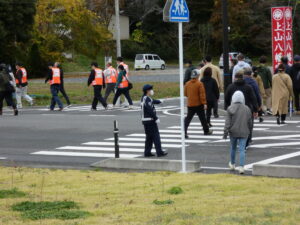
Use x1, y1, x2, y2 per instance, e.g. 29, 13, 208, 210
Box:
231, 90, 245, 105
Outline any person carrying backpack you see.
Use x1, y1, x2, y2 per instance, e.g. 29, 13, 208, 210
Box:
0, 64, 18, 116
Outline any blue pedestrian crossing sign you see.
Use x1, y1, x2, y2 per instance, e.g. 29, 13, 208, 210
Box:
169, 0, 190, 22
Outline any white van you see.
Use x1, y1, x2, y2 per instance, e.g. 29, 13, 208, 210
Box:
134, 54, 166, 70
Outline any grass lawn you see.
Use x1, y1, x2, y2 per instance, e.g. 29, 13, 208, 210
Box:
27, 82, 180, 106
0, 167, 299, 224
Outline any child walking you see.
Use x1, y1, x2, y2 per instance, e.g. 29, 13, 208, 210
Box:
223, 91, 252, 174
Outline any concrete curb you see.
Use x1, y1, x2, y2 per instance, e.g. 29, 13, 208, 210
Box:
253, 164, 300, 178
91, 158, 201, 172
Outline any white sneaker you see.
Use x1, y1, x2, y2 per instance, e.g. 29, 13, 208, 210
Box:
228, 162, 235, 171
239, 167, 245, 174
128, 105, 134, 110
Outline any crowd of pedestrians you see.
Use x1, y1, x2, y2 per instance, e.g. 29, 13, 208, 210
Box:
183, 54, 300, 173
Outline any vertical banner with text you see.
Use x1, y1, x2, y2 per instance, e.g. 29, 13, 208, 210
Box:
271, 7, 293, 72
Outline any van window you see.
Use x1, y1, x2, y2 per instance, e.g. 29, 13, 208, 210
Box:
148, 55, 153, 60
153, 56, 160, 60
135, 54, 143, 60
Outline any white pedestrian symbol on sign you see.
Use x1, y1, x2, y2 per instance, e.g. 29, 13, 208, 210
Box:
173, 0, 187, 16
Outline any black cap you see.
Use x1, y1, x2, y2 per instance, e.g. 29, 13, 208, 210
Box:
143, 84, 153, 92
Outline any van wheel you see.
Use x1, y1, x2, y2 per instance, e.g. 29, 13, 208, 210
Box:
145, 65, 150, 70
161, 64, 166, 70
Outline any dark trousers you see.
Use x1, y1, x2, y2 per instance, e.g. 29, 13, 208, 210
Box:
185, 105, 209, 134
50, 84, 63, 110
113, 88, 133, 106
0, 91, 16, 110
246, 116, 254, 147
92, 85, 107, 109
144, 122, 164, 156
294, 88, 300, 111
213, 99, 219, 116
59, 84, 71, 105
206, 101, 214, 124
104, 83, 116, 102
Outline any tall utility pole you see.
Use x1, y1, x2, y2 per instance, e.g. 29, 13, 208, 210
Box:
115, 0, 121, 57
222, 0, 230, 93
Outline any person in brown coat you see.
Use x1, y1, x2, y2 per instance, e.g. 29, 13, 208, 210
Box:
272, 64, 293, 124
184, 70, 213, 138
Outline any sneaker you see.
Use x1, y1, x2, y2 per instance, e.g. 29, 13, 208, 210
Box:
214, 114, 219, 118
17, 105, 23, 109
91, 108, 97, 111
128, 105, 134, 110
144, 153, 155, 157
58, 107, 63, 111
204, 130, 213, 135
14, 109, 18, 116
228, 162, 235, 171
208, 123, 213, 127
30, 101, 34, 106
259, 117, 264, 123
185, 134, 189, 139
239, 167, 245, 174
266, 109, 272, 115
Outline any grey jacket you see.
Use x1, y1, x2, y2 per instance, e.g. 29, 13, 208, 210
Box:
224, 91, 252, 138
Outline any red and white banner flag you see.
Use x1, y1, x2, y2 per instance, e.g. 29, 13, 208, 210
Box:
271, 7, 293, 72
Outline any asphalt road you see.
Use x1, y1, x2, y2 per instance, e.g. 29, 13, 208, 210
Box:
1, 97, 299, 174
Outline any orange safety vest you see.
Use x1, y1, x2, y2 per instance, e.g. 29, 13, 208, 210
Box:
120, 62, 129, 77
92, 68, 104, 86
104, 66, 117, 84
16, 67, 28, 84
118, 74, 129, 88
50, 67, 61, 85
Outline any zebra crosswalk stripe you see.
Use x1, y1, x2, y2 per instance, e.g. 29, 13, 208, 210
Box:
82, 142, 185, 148
105, 137, 208, 144
31, 151, 140, 158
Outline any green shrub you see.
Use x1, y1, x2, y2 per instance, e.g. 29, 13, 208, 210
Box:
167, 186, 183, 195
153, 199, 174, 205
0, 188, 26, 199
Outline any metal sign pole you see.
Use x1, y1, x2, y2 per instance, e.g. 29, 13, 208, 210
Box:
178, 22, 186, 173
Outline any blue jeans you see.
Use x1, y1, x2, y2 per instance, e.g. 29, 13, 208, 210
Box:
50, 84, 63, 110
230, 137, 247, 167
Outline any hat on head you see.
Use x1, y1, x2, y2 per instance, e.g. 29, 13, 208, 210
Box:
143, 84, 153, 92
294, 55, 300, 62
190, 69, 199, 79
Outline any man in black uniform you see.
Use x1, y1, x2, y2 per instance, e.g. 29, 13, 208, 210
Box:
87, 62, 108, 111
141, 84, 168, 157
54, 62, 71, 106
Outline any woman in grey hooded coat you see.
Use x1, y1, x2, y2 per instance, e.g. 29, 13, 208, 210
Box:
223, 91, 252, 174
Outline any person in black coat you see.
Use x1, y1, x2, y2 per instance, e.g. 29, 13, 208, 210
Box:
225, 72, 258, 114
290, 55, 300, 114
201, 67, 220, 127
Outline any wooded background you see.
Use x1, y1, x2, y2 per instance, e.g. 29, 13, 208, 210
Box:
0, 0, 299, 77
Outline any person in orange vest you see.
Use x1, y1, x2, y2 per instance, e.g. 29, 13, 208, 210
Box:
15, 62, 33, 109
112, 65, 133, 109
88, 62, 108, 111
116, 57, 130, 107
103, 62, 117, 102
45, 62, 63, 111
54, 62, 71, 107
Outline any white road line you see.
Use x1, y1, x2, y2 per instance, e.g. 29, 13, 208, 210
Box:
159, 129, 224, 134
89, 115, 116, 117
105, 137, 208, 144
251, 142, 300, 148
201, 166, 252, 171
56, 146, 145, 152
82, 142, 185, 148
0, 157, 7, 160
213, 134, 300, 143
127, 133, 223, 139
190, 123, 285, 127
31, 151, 140, 158
209, 119, 300, 124
244, 151, 300, 170
169, 126, 268, 131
